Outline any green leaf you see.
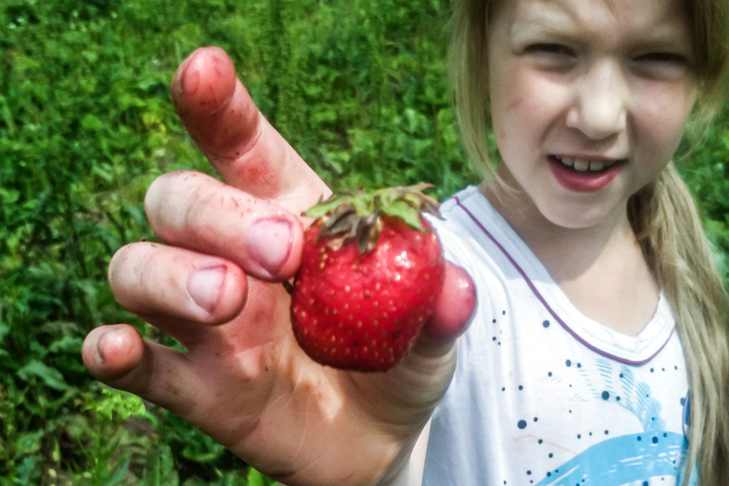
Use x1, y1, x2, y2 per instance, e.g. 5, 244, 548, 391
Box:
381, 200, 423, 230
106, 454, 132, 486
0, 189, 20, 204
305, 195, 351, 219
48, 335, 83, 354
18, 359, 69, 391
15, 430, 44, 455
143, 444, 178, 486
0, 95, 16, 134
180, 432, 226, 463
81, 50, 99, 64
81, 114, 103, 131
246, 467, 266, 486
92, 386, 148, 422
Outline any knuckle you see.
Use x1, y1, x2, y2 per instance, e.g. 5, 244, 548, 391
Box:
184, 183, 219, 240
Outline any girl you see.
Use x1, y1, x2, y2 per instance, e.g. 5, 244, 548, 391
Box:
428, 0, 729, 484
82, 0, 729, 484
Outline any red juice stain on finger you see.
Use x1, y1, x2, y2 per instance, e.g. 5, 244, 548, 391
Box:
197, 83, 220, 111
239, 159, 281, 196
227, 283, 282, 348
211, 55, 225, 79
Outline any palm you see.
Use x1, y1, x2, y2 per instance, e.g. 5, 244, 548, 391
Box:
184, 276, 454, 484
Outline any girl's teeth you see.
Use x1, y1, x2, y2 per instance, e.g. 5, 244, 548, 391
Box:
589, 161, 605, 171
555, 156, 614, 172
573, 160, 589, 172
559, 157, 575, 168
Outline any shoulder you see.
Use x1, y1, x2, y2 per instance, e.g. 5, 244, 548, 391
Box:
426, 185, 503, 265
426, 186, 519, 335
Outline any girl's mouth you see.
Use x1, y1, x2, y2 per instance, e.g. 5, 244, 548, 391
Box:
552, 155, 624, 172
548, 155, 627, 192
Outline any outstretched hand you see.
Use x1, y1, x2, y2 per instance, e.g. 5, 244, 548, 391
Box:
82, 47, 476, 486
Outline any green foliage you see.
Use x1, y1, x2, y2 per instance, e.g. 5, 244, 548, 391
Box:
0, 0, 726, 484
0, 0, 473, 482
679, 109, 729, 282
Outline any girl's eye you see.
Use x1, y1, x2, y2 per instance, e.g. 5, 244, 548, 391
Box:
526, 43, 575, 57
524, 43, 577, 70
635, 52, 687, 65
632, 52, 691, 79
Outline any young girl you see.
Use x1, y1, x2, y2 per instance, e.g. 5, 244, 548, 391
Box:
426, 0, 729, 484
82, 0, 729, 484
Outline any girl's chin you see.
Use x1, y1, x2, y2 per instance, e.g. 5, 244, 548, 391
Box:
537, 201, 625, 231
483, 180, 628, 232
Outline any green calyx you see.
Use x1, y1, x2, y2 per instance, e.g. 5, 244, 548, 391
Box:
305, 183, 441, 253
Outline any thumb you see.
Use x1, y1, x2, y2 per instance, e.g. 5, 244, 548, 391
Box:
415, 263, 476, 356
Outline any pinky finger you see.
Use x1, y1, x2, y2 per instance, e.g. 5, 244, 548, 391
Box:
82, 324, 210, 420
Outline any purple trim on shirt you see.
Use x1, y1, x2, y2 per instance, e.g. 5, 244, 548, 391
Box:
454, 195, 673, 367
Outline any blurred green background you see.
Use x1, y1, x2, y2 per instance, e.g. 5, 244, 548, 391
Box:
0, 0, 727, 484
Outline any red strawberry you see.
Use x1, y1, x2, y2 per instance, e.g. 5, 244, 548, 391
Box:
290, 184, 445, 372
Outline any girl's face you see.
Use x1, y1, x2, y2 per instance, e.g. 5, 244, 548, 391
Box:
487, 0, 698, 230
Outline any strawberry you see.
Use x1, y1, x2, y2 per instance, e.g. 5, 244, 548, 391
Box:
290, 184, 445, 372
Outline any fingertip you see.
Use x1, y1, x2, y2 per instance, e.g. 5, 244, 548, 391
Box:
425, 264, 477, 340
82, 325, 144, 381
171, 46, 237, 115
205, 262, 248, 323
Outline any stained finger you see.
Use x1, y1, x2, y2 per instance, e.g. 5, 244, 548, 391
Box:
416, 263, 476, 355
144, 170, 304, 281
171, 46, 330, 212
109, 242, 247, 328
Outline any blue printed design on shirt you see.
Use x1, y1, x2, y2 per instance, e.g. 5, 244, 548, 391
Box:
536, 432, 687, 485
534, 358, 694, 485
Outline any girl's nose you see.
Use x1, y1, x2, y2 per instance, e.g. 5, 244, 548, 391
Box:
565, 60, 628, 141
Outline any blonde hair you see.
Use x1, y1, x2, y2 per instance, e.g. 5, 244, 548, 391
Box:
448, 0, 729, 482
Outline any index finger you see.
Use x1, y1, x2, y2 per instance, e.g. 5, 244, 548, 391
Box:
171, 46, 331, 214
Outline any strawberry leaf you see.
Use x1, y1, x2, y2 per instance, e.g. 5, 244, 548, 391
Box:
382, 200, 423, 230
305, 195, 353, 219
351, 193, 372, 216
307, 183, 438, 253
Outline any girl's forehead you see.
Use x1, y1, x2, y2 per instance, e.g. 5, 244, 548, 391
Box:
500, 0, 691, 46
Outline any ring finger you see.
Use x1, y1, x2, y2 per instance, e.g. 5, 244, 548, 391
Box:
109, 241, 247, 345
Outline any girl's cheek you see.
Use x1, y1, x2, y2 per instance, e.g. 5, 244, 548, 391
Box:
634, 77, 696, 123
495, 68, 552, 119
634, 85, 694, 155
518, 71, 572, 117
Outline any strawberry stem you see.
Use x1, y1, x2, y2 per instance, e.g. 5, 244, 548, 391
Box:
305, 183, 440, 254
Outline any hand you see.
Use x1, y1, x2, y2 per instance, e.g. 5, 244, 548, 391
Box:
82, 47, 476, 486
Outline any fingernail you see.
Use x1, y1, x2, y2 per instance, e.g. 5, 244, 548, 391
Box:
97, 328, 125, 364
187, 265, 226, 313
245, 217, 293, 276
182, 67, 200, 96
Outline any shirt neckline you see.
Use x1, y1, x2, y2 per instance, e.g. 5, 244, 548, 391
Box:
453, 185, 675, 366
